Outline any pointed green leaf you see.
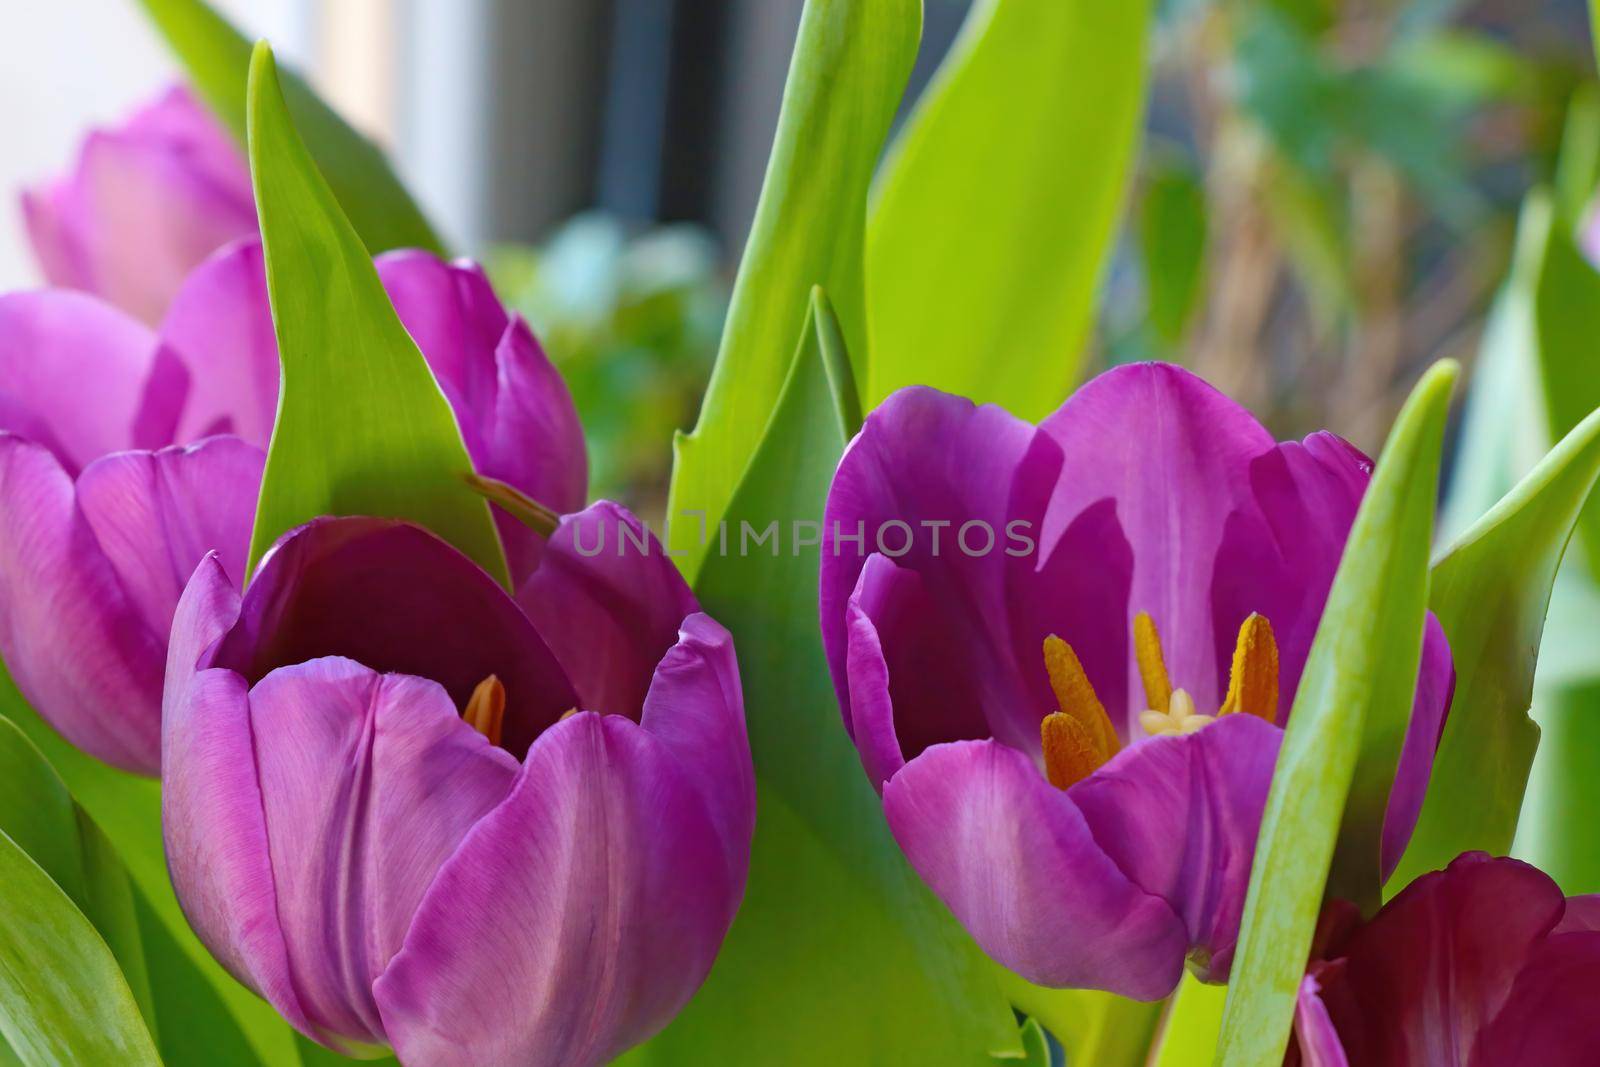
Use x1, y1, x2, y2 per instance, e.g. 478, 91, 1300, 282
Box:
627, 293, 1018, 1064
1150, 975, 1226, 1067
245, 42, 507, 584
1217, 362, 1455, 1066
1011, 1019, 1050, 1067
666, 0, 919, 578
0, 668, 291, 1065
865, 0, 1153, 417
0, 828, 158, 1067
135, 0, 443, 255
1392, 406, 1600, 888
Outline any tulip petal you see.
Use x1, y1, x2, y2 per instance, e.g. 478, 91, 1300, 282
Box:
882, 738, 1187, 998
517, 503, 698, 718
66, 96, 256, 325
1469, 930, 1600, 1067
0, 290, 177, 473
377, 252, 587, 585
1381, 613, 1454, 878
375, 711, 740, 1067
1312, 853, 1566, 1067
843, 553, 989, 787
1069, 713, 1283, 980
821, 387, 1041, 743
243, 657, 520, 1047
75, 436, 263, 642
1294, 971, 1352, 1067
0, 434, 163, 772
1036, 363, 1277, 707
211, 517, 576, 758
159, 237, 279, 448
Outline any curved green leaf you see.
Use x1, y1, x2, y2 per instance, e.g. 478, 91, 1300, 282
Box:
245, 42, 507, 584
997, 970, 1160, 1067
865, 0, 1153, 417
666, 0, 919, 579
1150, 975, 1226, 1067
1392, 406, 1600, 888
0, 828, 158, 1066
1217, 362, 1455, 1066
135, 0, 443, 255
627, 292, 1018, 1064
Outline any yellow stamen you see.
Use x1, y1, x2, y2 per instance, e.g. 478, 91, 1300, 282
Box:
1041, 712, 1104, 790
464, 674, 506, 746
1218, 613, 1279, 723
1134, 612, 1173, 713
559, 707, 580, 721
1042, 635, 1120, 759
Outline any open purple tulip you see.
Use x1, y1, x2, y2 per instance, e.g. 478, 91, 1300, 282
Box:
819, 363, 1455, 1000
21, 85, 257, 325
163, 507, 754, 1065
0, 239, 584, 774
1293, 852, 1600, 1067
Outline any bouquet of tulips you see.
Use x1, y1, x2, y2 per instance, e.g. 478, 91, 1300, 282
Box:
3, 1, 1600, 1065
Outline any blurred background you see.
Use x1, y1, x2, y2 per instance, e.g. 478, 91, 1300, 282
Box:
2, 0, 1594, 515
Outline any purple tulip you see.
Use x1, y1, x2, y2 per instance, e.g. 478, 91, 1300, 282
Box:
819, 363, 1455, 1000
1292, 852, 1600, 1066
163, 508, 753, 1065
0, 239, 584, 774
21, 85, 257, 326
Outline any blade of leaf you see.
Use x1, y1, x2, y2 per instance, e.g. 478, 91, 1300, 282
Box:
1150, 975, 1226, 1067
135, 0, 443, 255
1391, 405, 1600, 888
1217, 361, 1455, 1066
0, 828, 159, 1066
997, 969, 1161, 1067
0, 666, 291, 1065
245, 42, 508, 584
864, 0, 1154, 418
665, 0, 919, 579
625, 292, 1020, 1063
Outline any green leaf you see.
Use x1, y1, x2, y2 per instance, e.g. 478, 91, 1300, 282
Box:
865, 0, 1153, 418
1150, 975, 1227, 1067
0, 828, 159, 1066
1392, 405, 1600, 889
1011, 1019, 1050, 1067
0, 667, 292, 1065
1217, 361, 1456, 1067
1517, 675, 1600, 892
1139, 154, 1209, 347
997, 969, 1160, 1067
245, 42, 508, 584
135, 0, 443, 255
666, 0, 919, 579
626, 293, 1018, 1064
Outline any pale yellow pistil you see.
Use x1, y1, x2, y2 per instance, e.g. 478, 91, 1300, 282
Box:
464, 674, 506, 746
1139, 688, 1213, 736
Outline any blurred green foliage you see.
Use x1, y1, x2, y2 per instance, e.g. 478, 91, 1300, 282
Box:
488, 214, 728, 522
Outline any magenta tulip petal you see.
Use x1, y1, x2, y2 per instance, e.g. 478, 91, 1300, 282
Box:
159, 238, 278, 448
246, 657, 520, 1047
1470, 930, 1600, 1066
1212, 431, 1371, 712
1555, 895, 1600, 934
162, 662, 317, 1038
378, 251, 587, 585
22, 86, 255, 325
883, 738, 1187, 998
843, 553, 988, 787
75, 436, 263, 642
1070, 713, 1282, 981
0, 435, 163, 771
375, 711, 741, 1067
211, 517, 576, 758
1313, 853, 1566, 1067
1036, 363, 1277, 707
820, 386, 1041, 740
0, 290, 179, 473
1295, 972, 1351, 1067
1381, 613, 1455, 877
516, 502, 697, 718
20, 88, 252, 321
